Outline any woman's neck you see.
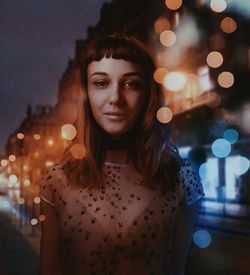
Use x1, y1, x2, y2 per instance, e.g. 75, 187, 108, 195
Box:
103, 130, 134, 164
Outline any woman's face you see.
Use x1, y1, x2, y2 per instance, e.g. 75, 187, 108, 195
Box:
87, 57, 145, 138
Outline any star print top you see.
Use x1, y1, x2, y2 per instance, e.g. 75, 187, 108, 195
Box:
39, 158, 204, 275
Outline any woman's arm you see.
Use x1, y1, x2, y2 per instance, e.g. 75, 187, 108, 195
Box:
39, 200, 62, 275
171, 200, 199, 275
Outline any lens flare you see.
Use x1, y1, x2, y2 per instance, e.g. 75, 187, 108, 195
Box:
156, 107, 173, 124
61, 124, 77, 140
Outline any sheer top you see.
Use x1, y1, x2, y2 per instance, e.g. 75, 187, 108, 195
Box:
39, 158, 204, 275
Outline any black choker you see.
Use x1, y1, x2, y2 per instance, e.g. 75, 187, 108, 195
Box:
103, 130, 135, 151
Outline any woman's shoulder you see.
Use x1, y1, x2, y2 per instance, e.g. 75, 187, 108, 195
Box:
177, 158, 205, 206
39, 162, 68, 207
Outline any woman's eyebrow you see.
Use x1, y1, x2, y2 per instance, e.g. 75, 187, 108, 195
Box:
88, 72, 108, 78
123, 72, 143, 78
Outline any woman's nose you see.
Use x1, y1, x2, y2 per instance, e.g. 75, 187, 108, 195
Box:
109, 83, 123, 104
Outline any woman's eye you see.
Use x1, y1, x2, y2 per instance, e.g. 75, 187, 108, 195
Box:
93, 80, 108, 87
124, 81, 142, 90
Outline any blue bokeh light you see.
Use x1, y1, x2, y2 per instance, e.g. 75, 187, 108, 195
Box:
211, 139, 231, 158
235, 156, 250, 176
193, 230, 212, 249
223, 129, 239, 144
199, 162, 208, 181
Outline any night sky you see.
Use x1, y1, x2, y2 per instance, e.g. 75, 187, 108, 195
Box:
0, 0, 109, 155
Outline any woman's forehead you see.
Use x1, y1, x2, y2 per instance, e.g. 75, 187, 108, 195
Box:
87, 57, 144, 77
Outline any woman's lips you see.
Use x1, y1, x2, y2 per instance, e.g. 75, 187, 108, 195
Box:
104, 113, 126, 120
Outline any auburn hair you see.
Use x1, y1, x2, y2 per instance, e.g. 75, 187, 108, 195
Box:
62, 33, 181, 191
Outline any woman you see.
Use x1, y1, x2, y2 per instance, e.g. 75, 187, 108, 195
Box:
39, 34, 204, 275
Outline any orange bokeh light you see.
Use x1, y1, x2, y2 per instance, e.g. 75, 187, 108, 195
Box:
209, 33, 225, 50
206, 51, 223, 68
165, 0, 182, 10
218, 71, 234, 88
220, 17, 237, 34
154, 17, 170, 34
61, 124, 77, 140
17, 133, 24, 139
160, 30, 176, 47
153, 68, 168, 84
70, 144, 86, 160
156, 107, 173, 124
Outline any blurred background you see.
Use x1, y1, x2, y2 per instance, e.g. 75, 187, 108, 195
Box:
0, 0, 250, 274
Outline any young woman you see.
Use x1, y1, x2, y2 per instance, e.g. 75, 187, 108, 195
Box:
39, 34, 204, 275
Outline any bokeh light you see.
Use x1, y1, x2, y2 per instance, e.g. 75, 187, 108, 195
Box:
220, 17, 237, 34
153, 67, 168, 84
206, 92, 221, 108
39, 214, 46, 222
1, 159, 8, 167
18, 197, 25, 205
160, 30, 176, 47
31, 218, 38, 226
211, 138, 231, 158
206, 51, 223, 68
154, 17, 170, 34
23, 179, 31, 187
47, 139, 54, 146
209, 33, 225, 50
17, 133, 24, 139
210, 0, 227, 13
9, 174, 17, 184
199, 162, 208, 181
193, 229, 212, 248
70, 144, 86, 159
34, 133, 41, 140
8, 155, 16, 162
163, 72, 187, 92
234, 156, 250, 176
45, 161, 54, 167
156, 107, 173, 124
218, 71, 234, 88
165, 0, 182, 10
223, 129, 239, 144
61, 124, 77, 140
34, 197, 41, 204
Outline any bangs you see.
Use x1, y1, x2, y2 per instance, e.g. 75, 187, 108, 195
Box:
85, 35, 149, 65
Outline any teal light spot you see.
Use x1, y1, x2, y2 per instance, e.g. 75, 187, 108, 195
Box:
193, 230, 212, 249
211, 139, 231, 158
235, 156, 250, 176
223, 129, 239, 144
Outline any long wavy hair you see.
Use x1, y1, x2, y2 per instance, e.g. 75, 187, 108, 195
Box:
63, 33, 181, 191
